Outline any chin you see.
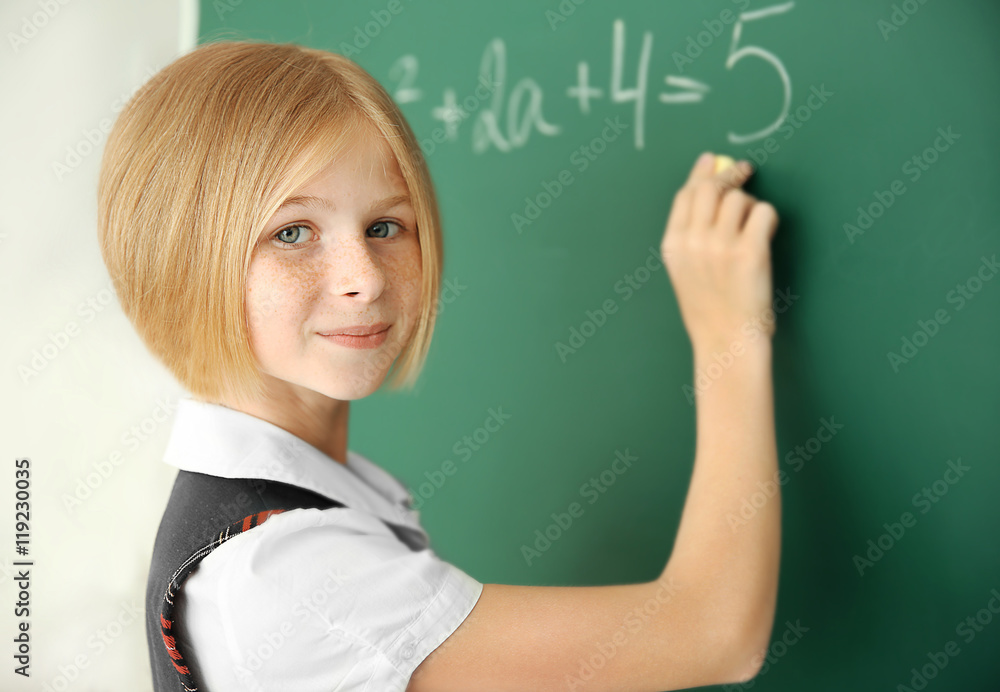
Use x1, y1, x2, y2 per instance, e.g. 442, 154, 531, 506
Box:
314, 367, 393, 401
324, 380, 385, 401
257, 363, 389, 403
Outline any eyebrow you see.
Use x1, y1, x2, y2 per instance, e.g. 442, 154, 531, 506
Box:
275, 192, 412, 215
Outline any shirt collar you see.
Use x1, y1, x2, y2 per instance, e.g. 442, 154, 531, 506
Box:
162, 396, 423, 535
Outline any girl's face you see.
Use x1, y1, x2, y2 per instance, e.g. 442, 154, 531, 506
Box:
244, 130, 422, 403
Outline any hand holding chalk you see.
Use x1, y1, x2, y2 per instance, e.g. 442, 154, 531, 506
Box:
659, 151, 780, 348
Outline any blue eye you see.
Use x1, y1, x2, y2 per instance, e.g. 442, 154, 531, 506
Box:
273, 224, 313, 246
268, 220, 405, 249
369, 220, 403, 239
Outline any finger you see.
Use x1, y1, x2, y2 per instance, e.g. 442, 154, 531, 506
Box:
664, 185, 692, 243
714, 158, 755, 192
715, 188, 755, 236
745, 200, 780, 249
684, 151, 718, 187
690, 178, 725, 229
671, 155, 754, 235
688, 157, 755, 229
666, 152, 713, 237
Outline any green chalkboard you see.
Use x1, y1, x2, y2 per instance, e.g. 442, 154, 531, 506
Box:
198, 1, 1000, 689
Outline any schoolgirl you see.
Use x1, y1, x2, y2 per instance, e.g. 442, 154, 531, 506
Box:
97, 40, 781, 692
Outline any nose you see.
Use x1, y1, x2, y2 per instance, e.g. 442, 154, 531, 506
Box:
323, 234, 387, 302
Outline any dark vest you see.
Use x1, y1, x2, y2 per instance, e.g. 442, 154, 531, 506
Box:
145, 469, 421, 691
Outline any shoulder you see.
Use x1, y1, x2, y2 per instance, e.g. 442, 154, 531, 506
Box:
178, 506, 484, 690
211, 506, 419, 575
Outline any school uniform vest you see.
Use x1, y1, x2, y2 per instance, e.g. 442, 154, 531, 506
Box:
144, 469, 420, 692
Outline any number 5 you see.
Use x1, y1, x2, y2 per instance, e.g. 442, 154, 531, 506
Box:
726, 2, 795, 144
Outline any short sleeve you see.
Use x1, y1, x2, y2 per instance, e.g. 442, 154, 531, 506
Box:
175, 507, 484, 692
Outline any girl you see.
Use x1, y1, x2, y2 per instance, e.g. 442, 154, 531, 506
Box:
97, 40, 780, 692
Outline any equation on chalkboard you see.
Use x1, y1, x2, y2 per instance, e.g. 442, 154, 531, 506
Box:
376, 2, 796, 154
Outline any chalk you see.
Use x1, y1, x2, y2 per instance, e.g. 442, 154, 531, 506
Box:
714, 155, 736, 174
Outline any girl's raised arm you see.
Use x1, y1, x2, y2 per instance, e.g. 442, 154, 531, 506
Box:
407, 152, 781, 692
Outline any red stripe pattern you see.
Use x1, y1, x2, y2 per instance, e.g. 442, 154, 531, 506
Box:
157, 509, 285, 691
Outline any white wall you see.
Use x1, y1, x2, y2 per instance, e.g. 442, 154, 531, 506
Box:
0, 1, 196, 689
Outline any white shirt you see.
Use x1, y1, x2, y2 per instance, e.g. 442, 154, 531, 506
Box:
163, 397, 484, 691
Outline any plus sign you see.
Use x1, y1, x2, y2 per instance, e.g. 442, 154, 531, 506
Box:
567, 61, 603, 115
431, 88, 466, 140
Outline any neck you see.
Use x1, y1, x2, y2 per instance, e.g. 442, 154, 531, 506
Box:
210, 380, 351, 465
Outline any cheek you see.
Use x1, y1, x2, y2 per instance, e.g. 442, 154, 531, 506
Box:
245, 260, 321, 336
391, 244, 423, 320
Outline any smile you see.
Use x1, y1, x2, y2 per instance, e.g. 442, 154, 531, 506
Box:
318, 325, 390, 350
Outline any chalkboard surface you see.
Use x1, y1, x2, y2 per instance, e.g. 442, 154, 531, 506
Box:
198, 2, 1000, 688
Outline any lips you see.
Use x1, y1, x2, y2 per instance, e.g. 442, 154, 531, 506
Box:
319, 322, 390, 337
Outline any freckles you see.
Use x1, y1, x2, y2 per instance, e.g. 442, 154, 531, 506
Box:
246, 257, 321, 330
386, 244, 424, 350
385, 244, 422, 308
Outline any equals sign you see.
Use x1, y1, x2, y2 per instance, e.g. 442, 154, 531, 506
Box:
659, 76, 710, 104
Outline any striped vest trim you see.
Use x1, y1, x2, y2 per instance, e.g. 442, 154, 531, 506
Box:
145, 471, 350, 691
157, 509, 286, 690
146, 470, 425, 690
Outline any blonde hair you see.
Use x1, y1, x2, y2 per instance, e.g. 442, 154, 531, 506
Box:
97, 41, 443, 405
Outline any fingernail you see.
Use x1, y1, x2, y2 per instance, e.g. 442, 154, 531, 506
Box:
698, 152, 714, 170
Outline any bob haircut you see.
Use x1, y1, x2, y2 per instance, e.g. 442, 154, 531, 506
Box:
97, 40, 443, 406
